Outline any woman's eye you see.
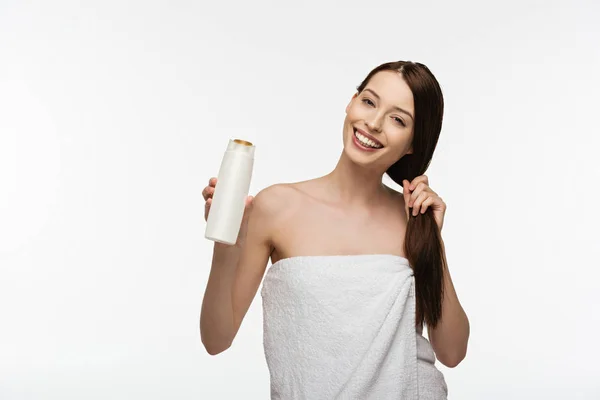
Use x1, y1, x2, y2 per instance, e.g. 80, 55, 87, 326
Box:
394, 117, 406, 127
361, 98, 375, 107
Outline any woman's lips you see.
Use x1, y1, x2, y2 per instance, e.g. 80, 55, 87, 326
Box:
354, 128, 383, 147
353, 128, 383, 151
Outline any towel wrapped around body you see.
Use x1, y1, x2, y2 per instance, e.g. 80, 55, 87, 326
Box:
260, 254, 448, 400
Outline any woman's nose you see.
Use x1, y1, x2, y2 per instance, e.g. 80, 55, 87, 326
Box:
366, 114, 383, 132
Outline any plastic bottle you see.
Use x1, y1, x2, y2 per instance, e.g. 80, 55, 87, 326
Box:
205, 139, 256, 245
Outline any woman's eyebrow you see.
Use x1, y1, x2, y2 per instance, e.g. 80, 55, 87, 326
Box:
363, 88, 414, 121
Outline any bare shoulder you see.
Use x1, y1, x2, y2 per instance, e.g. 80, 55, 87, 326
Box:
251, 182, 304, 225
253, 182, 301, 210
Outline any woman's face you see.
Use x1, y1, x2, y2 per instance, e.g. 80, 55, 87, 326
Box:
343, 70, 415, 170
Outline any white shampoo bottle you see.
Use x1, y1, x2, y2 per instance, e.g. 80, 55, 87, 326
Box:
205, 139, 256, 245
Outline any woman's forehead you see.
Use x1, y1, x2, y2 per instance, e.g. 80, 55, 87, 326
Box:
364, 71, 414, 113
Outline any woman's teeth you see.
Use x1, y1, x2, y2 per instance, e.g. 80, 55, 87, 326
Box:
354, 130, 383, 149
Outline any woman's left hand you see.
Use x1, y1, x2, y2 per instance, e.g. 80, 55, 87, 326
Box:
403, 175, 446, 232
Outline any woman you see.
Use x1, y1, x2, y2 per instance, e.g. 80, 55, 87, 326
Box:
200, 61, 470, 399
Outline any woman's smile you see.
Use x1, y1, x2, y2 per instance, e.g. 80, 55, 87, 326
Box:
353, 128, 384, 151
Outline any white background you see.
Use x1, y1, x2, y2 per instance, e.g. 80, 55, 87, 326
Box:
1, 0, 599, 399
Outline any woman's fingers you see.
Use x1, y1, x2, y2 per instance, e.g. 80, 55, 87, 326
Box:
204, 198, 212, 221
202, 186, 215, 201
203, 177, 217, 221
408, 182, 429, 207
412, 191, 430, 216
203, 177, 218, 201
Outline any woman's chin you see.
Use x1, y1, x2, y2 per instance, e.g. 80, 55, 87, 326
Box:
343, 144, 382, 168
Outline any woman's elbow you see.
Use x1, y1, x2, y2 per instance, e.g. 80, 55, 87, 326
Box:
203, 341, 231, 356
201, 333, 232, 356
438, 348, 467, 368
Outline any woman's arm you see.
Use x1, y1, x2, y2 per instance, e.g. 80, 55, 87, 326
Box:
427, 238, 470, 367
200, 185, 281, 355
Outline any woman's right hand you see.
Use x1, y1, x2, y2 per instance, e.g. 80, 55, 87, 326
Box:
203, 177, 254, 246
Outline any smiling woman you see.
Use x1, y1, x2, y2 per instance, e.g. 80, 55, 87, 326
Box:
200, 60, 469, 400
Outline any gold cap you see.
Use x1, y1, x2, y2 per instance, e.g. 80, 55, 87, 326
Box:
233, 139, 253, 146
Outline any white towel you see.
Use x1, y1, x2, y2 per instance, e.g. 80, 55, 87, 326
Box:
260, 254, 424, 399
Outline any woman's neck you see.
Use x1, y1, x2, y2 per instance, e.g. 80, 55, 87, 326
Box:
320, 152, 390, 208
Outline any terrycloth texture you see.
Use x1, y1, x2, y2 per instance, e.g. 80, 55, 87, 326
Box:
260, 254, 448, 399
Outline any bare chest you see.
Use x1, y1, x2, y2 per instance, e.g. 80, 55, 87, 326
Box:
270, 195, 407, 265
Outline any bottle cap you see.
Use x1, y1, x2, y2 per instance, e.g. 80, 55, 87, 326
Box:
227, 138, 255, 157
233, 139, 253, 146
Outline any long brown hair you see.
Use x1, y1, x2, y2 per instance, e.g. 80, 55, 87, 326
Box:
356, 61, 446, 329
